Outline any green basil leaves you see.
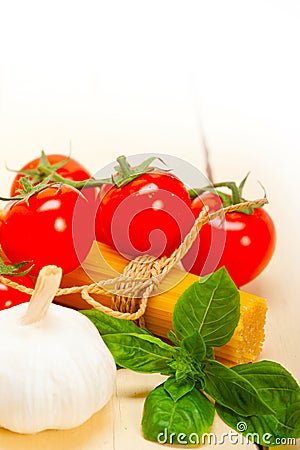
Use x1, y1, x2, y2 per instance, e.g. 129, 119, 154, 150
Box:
142, 382, 215, 445
81, 267, 300, 446
216, 361, 300, 446
203, 360, 274, 416
102, 333, 178, 374
172, 267, 240, 347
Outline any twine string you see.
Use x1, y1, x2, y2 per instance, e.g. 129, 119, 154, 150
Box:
0, 198, 268, 322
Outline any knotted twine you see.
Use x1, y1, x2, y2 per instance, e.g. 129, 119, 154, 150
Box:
0, 199, 267, 327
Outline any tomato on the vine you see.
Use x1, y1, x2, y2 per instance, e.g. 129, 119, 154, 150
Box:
0, 184, 95, 276
181, 191, 276, 287
10, 152, 92, 196
95, 157, 194, 258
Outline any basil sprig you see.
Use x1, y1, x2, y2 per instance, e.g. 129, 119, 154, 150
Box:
81, 267, 300, 446
0, 254, 33, 276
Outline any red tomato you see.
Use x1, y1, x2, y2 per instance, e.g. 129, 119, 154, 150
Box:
10, 153, 92, 196
181, 193, 276, 287
0, 274, 34, 310
95, 170, 194, 258
0, 184, 95, 276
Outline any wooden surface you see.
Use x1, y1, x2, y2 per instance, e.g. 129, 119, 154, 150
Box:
0, 369, 298, 449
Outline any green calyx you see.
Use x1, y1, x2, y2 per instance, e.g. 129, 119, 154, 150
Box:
189, 172, 267, 215
0, 175, 56, 204
111, 155, 168, 188
8, 150, 71, 185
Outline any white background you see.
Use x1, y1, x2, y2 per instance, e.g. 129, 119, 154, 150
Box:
0, 1, 299, 448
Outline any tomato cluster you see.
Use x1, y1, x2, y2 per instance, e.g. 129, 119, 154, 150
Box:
0, 152, 276, 310
94, 160, 276, 287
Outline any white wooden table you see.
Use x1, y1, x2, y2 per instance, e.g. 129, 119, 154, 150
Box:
0, 367, 298, 450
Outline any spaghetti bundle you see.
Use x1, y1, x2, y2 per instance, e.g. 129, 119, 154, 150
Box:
60, 239, 267, 365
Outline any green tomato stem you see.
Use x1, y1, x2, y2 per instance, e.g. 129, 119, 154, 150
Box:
189, 182, 243, 205
116, 155, 132, 178
50, 173, 113, 190
211, 181, 241, 204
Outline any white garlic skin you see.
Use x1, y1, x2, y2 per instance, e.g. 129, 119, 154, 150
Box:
0, 302, 116, 434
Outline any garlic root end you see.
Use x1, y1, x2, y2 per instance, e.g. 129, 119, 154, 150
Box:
21, 265, 63, 325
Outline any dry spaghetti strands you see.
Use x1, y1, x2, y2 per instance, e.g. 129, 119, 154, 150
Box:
58, 240, 267, 364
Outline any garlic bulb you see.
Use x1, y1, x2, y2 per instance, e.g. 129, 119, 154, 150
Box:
0, 265, 116, 434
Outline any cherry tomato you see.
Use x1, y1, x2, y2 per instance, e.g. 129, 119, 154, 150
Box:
95, 170, 194, 258
0, 274, 34, 310
0, 184, 95, 276
10, 154, 91, 196
181, 192, 276, 287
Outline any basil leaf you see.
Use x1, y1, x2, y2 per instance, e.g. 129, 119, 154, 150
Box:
167, 354, 196, 384
203, 360, 274, 416
142, 383, 215, 444
205, 346, 215, 360
102, 333, 177, 374
165, 334, 206, 384
80, 308, 151, 335
0, 254, 33, 276
181, 332, 206, 362
167, 330, 181, 346
216, 360, 300, 445
217, 403, 300, 446
164, 376, 195, 402
233, 360, 300, 411
172, 267, 240, 347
